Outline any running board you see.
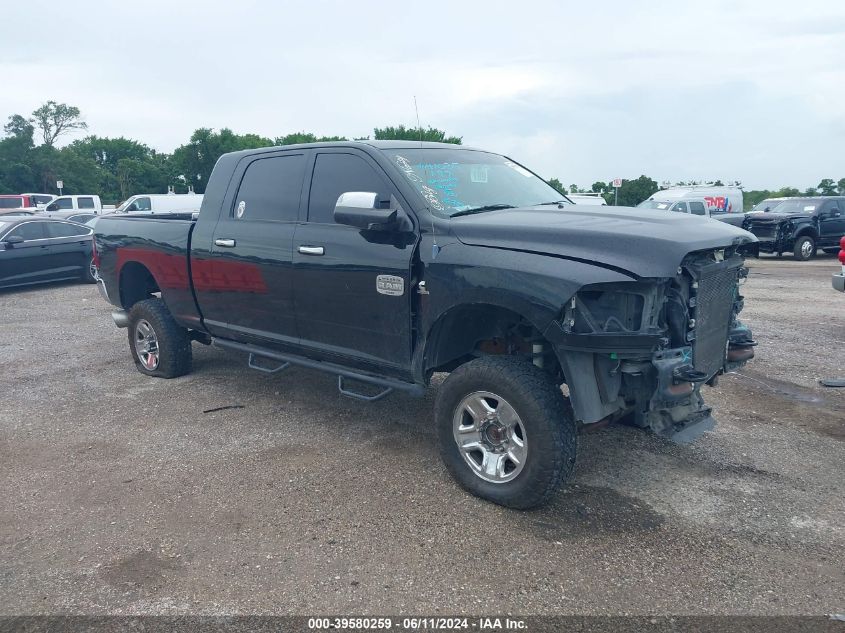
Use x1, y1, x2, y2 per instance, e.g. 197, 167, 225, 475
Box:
211, 338, 425, 400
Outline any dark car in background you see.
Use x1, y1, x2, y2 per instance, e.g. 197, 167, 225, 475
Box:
744, 197, 845, 260
0, 216, 97, 289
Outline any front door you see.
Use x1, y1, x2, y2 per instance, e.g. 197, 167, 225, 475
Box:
193, 151, 307, 348
819, 200, 845, 247
292, 150, 417, 374
0, 221, 52, 287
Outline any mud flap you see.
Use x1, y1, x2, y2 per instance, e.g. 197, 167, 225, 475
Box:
666, 414, 716, 444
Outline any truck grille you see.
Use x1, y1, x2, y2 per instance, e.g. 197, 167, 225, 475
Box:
693, 265, 738, 378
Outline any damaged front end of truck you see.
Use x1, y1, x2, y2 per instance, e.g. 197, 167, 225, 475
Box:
545, 246, 756, 443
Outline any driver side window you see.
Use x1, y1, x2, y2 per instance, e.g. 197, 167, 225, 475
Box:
128, 197, 151, 212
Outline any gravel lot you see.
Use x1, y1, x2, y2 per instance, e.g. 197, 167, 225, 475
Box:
0, 254, 843, 616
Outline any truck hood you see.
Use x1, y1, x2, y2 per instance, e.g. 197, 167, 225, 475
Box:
450, 205, 757, 278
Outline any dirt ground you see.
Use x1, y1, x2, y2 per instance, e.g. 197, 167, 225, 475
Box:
0, 254, 843, 616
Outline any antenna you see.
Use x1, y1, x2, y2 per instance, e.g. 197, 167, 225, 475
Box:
414, 95, 439, 257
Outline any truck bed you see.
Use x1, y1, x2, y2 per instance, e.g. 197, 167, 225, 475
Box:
95, 213, 201, 327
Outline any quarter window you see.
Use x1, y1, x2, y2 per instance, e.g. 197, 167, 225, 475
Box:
54, 198, 73, 210
234, 154, 306, 222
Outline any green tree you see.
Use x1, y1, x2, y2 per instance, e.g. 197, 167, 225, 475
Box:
817, 178, 837, 196
171, 128, 273, 193
546, 177, 566, 194
569, 184, 580, 194
838, 178, 845, 195
31, 101, 88, 147
590, 181, 607, 193
4, 114, 34, 140
275, 132, 347, 145
0, 114, 37, 192
373, 125, 461, 144
803, 187, 818, 196
614, 175, 659, 207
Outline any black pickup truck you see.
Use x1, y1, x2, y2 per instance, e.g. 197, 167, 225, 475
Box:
743, 197, 845, 260
94, 141, 757, 509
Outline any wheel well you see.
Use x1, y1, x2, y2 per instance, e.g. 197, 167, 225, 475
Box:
794, 227, 818, 239
423, 304, 561, 379
119, 261, 160, 309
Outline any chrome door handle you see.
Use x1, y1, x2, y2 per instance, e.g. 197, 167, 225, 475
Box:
298, 245, 324, 256
215, 238, 236, 248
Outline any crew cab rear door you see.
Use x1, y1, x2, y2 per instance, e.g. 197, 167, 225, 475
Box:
192, 150, 307, 346
292, 149, 417, 374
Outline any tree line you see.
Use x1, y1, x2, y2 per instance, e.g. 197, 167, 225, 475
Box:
1, 101, 842, 210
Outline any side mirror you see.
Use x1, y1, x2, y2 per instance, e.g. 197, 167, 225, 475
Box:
2, 235, 24, 247
333, 192, 397, 229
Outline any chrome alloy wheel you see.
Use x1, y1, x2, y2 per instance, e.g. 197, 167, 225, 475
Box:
134, 319, 160, 370
89, 258, 99, 281
801, 239, 814, 259
452, 391, 527, 483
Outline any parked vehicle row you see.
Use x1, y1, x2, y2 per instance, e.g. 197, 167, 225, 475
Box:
93, 140, 757, 509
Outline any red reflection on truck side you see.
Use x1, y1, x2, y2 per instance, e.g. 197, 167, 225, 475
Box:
116, 248, 267, 294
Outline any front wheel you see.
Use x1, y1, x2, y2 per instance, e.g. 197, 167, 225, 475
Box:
127, 298, 192, 378
435, 356, 577, 509
793, 235, 816, 261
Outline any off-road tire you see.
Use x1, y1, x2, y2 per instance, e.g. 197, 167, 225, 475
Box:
128, 298, 192, 378
435, 356, 577, 509
793, 235, 816, 261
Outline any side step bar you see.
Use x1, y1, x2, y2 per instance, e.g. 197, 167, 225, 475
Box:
211, 338, 425, 400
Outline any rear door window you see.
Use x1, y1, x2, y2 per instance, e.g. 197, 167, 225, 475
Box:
54, 198, 73, 210
688, 201, 707, 216
46, 221, 91, 238
672, 202, 689, 213
307, 153, 388, 224
234, 154, 306, 222
77, 197, 95, 209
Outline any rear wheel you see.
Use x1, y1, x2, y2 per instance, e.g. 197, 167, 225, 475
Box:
435, 356, 577, 509
82, 255, 97, 284
127, 298, 192, 378
793, 235, 816, 261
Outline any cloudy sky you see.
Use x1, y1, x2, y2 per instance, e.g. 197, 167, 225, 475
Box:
2, 0, 843, 190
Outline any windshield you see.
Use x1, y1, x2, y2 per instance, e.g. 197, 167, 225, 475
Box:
637, 200, 673, 210
0, 197, 24, 209
383, 149, 565, 217
768, 200, 817, 214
